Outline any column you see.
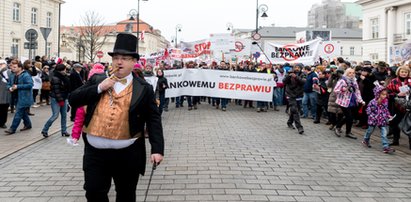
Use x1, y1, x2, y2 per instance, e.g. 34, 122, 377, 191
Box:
387, 6, 397, 64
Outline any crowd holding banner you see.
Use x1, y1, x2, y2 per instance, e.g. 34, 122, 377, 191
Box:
3, 32, 411, 155
164, 69, 275, 101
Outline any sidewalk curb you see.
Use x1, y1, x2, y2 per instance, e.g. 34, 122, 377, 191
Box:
0, 123, 74, 160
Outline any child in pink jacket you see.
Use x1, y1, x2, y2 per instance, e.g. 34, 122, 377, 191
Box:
70, 63, 105, 144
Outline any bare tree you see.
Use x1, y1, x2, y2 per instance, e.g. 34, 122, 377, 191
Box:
78, 11, 108, 62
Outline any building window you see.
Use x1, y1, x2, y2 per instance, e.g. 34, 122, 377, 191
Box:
46, 43, 52, 57
46, 12, 52, 28
340, 46, 344, 55
371, 18, 379, 39
11, 39, 19, 57
350, 47, 355, 56
370, 53, 378, 61
31, 8, 38, 25
13, 3, 20, 22
406, 13, 411, 35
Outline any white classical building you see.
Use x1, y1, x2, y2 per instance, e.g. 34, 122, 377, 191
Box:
0, 0, 64, 59
357, 0, 411, 64
60, 18, 169, 63
246, 27, 363, 63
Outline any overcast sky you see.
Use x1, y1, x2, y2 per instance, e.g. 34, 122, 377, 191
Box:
61, 0, 357, 42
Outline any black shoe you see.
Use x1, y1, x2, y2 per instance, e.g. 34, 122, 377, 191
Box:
188, 107, 192, 111
345, 133, 357, 139
329, 125, 335, 130
0, 125, 6, 129
164, 108, 168, 112
325, 121, 332, 125
20, 126, 32, 131
390, 142, 399, 146
287, 123, 295, 129
28, 113, 35, 116
62, 132, 70, 137
42, 132, 49, 138
298, 128, 304, 134
313, 120, 320, 124
4, 129, 15, 135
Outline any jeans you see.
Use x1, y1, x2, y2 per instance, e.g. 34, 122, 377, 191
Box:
164, 98, 169, 109
159, 93, 166, 114
272, 87, 278, 107
221, 98, 228, 108
302, 92, 317, 118
363, 126, 389, 149
275, 87, 284, 106
42, 98, 67, 134
175, 96, 184, 107
10, 106, 31, 131
257, 101, 267, 109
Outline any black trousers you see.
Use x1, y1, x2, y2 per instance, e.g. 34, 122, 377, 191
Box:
287, 98, 303, 129
336, 106, 355, 135
389, 109, 406, 144
0, 104, 9, 126
70, 106, 78, 122
83, 136, 141, 202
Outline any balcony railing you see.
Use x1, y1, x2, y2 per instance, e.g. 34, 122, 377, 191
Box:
394, 33, 411, 44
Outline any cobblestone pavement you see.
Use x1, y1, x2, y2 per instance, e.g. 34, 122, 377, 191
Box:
1, 103, 411, 202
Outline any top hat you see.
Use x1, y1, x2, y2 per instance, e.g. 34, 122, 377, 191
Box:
108, 33, 140, 60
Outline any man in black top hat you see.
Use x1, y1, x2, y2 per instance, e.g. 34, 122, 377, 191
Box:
69, 33, 164, 202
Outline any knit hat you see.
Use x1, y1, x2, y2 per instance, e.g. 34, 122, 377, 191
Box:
134, 63, 142, 70
88, 63, 105, 79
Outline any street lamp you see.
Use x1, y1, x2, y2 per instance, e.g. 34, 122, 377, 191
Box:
226, 22, 233, 31
255, 0, 268, 34
128, 0, 148, 56
174, 24, 182, 48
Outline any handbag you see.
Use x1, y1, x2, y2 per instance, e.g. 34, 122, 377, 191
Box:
400, 111, 411, 137
42, 81, 51, 90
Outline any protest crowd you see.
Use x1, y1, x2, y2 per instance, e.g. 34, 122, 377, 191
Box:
1, 53, 411, 154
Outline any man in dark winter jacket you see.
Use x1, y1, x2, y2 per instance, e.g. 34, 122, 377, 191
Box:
283, 66, 305, 134
302, 66, 318, 119
69, 63, 85, 121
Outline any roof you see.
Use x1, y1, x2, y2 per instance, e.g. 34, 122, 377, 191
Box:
61, 18, 157, 36
258, 27, 362, 39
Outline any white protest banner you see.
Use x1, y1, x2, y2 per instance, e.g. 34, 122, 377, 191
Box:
164, 69, 275, 101
230, 38, 252, 58
144, 76, 158, 92
319, 41, 341, 59
178, 39, 212, 59
265, 38, 321, 65
210, 33, 235, 55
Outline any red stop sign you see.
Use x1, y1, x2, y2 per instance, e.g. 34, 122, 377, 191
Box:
96, 51, 104, 58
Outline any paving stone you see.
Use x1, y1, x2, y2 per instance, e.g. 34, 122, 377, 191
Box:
1, 105, 411, 201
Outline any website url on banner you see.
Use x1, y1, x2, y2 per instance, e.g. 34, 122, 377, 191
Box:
220, 75, 268, 81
